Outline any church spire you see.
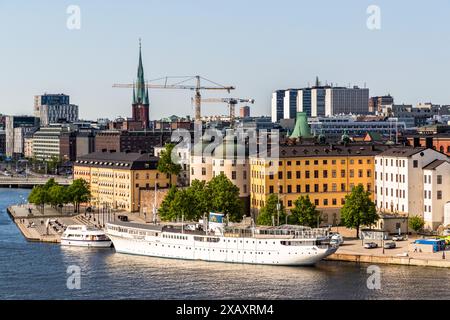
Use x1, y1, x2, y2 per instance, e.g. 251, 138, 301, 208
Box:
135, 38, 146, 104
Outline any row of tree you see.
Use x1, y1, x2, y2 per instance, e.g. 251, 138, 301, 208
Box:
28, 178, 91, 213
258, 184, 379, 237
159, 174, 243, 222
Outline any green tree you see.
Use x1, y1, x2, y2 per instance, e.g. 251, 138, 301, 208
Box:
409, 215, 425, 233
206, 173, 242, 222
340, 184, 378, 238
158, 186, 179, 221
49, 185, 69, 211
157, 143, 182, 187
257, 194, 286, 226
68, 178, 91, 213
28, 186, 48, 214
289, 195, 321, 228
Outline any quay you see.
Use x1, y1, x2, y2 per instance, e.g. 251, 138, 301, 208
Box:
0, 176, 72, 188
7, 204, 144, 243
326, 238, 450, 268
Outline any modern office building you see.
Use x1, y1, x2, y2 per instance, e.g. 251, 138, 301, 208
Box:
369, 95, 394, 114
283, 90, 299, 120
73, 151, 174, 212
324, 86, 369, 116
0, 130, 6, 156
34, 94, 79, 126
271, 90, 285, 123
5, 116, 39, 157
308, 116, 406, 139
32, 125, 72, 161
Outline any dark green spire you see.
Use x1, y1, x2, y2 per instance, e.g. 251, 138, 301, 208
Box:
135, 38, 147, 104
132, 85, 137, 104
290, 112, 312, 139
144, 87, 149, 105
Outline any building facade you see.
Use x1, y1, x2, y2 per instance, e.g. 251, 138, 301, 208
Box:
325, 86, 369, 116
5, 116, 39, 157
32, 125, 72, 161
374, 147, 449, 230
250, 144, 388, 226
73, 151, 174, 212
369, 95, 394, 114
240, 106, 251, 118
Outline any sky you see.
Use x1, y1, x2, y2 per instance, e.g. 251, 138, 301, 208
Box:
1, 0, 450, 120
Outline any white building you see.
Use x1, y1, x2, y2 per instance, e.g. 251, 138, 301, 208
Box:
423, 160, 450, 229
375, 147, 449, 230
32, 125, 71, 161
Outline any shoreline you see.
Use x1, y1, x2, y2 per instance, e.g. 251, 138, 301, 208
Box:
6, 204, 450, 268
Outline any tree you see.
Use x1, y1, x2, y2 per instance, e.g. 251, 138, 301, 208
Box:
158, 186, 179, 221
206, 173, 242, 222
409, 215, 425, 233
340, 184, 378, 238
289, 195, 321, 228
68, 178, 91, 213
28, 186, 49, 214
157, 143, 182, 187
49, 185, 69, 211
257, 194, 286, 226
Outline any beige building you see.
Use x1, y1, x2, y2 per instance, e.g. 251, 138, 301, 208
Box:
74, 151, 174, 212
23, 136, 34, 159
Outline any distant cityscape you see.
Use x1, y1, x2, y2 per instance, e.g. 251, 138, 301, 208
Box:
1, 44, 449, 235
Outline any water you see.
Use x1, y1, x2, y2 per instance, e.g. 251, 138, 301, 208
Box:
0, 189, 449, 300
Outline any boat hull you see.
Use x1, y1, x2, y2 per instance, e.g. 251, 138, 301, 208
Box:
107, 233, 337, 266
61, 239, 112, 248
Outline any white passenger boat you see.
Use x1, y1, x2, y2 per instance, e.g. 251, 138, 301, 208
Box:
61, 225, 112, 248
105, 213, 338, 266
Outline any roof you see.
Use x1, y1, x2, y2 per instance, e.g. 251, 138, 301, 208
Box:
423, 159, 449, 170
75, 151, 160, 170
378, 147, 427, 158
277, 144, 390, 158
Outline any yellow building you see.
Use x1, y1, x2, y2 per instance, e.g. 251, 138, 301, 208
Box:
73, 151, 174, 212
250, 144, 389, 225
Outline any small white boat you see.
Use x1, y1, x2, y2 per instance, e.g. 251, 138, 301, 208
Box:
61, 225, 112, 248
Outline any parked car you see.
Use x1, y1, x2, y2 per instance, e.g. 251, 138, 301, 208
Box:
364, 242, 378, 249
383, 242, 396, 249
330, 233, 344, 245
392, 235, 405, 241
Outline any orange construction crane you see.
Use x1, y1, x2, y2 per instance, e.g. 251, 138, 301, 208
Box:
200, 98, 255, 126
113, 75, 235, 122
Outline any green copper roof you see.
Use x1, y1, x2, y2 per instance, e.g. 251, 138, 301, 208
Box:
290, 112, 312, 139
134, 40, 147, 105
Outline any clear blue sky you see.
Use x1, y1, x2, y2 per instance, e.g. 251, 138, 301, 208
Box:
1, 0, 450, 120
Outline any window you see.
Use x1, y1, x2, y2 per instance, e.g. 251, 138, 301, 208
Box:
296, 171, 301, 179
358, 159, 363, 165
243, 171, 247, 180
323, 199, 328, 206
323, 160, 328, 165
314, 199, 319, 206
332, 160, 336, 165
437, 175, 442, 184
349, 170, 354, 178
287, 185, 292, 193
269, 186, 274, 194
314, 170, 319, 178
305, 184, 310, 193
287, 171, 292, 179
323, 184, 328, 192
296, 185, 301, 193
332, 170, 336, 178
269, 173, 274, 180
341, 170, 345, 178
305, 171, 310, 179
232, 171, 236, 180
314, 184, 319, 192
287, 161, 292, 166
278, 172, 283, 179
358, 170, 363, 178
288, 200, 292, 207
323, 170, 328, 178
367, 170, 371, 178
341, 183, 346, 191
296, 161, 301, 165
305, 160, 310, 165
314, 160, 319, 165
332, 183, 337, 192
437, 191, 442, 200
413, 160, 418, 168
202, 168, 206, 175
332, 198, 337, 205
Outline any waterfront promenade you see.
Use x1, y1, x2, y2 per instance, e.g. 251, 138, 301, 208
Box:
327, 238, 450, 268
7, 204, 145, 243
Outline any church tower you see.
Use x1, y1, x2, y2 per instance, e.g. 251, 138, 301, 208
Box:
131, 39, 150, 128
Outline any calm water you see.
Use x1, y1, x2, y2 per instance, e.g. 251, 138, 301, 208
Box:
0, 189, 449, 300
